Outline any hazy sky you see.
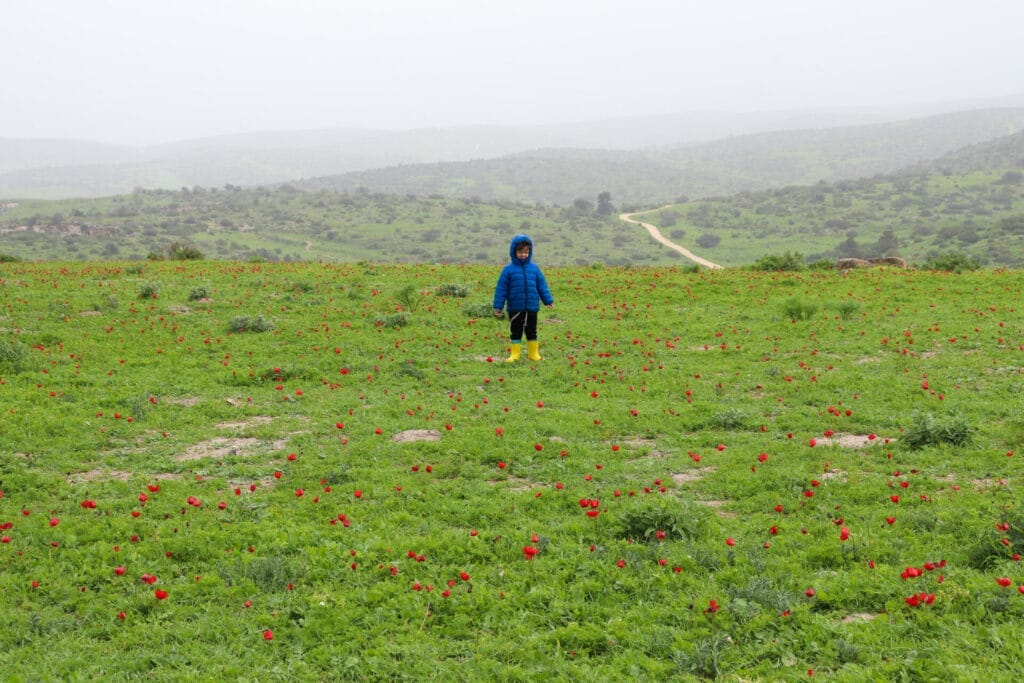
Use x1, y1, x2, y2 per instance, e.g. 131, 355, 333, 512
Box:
2, 0, 1023, 146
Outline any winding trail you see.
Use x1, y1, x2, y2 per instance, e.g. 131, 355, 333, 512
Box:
620, 206, 723, 269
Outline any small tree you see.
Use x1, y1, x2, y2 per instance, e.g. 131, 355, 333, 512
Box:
596, 191, 614, 216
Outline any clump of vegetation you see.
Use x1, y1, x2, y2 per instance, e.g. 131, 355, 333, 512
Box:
0, 340, 29, 372
394, 284, 422, 312
828, 300, 862, 320
750, 251, 805, 272
138, 281, 161, 299
147, 241, 205, 261
616, 500, 708, 542
781, 297, 818, 321
902, 410, 973, 449
227, 315, 275, 333
922, 252, 981, 272
376, 312, 410, 329
188, 285, 211, 301
708, 408, 748, 430
0, 253, 22, 262
436, 283, 469, 298
463, 303, 496, 318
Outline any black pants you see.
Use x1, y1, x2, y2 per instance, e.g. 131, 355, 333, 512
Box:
508, 310, 538, 341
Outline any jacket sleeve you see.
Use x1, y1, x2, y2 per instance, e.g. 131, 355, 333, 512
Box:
493, 268, 509, 310
536, 267, 554, 306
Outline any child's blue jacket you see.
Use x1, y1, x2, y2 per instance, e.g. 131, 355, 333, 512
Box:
492, 234, 554, 312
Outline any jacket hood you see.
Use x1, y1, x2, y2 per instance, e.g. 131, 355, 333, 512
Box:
508, 234, 533, 264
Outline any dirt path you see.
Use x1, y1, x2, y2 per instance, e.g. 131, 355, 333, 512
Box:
620, 206, 722, 269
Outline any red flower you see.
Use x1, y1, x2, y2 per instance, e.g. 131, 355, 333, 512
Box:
154, 589, 168, 600
263, 629, 274, 640
839, 526, 850, 541
522, 545, 539, 560
996, 577, 1013, 587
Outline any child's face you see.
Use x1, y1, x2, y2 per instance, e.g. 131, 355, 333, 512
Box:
515, 244, 530, 260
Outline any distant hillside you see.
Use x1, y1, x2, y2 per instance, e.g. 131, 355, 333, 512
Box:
2, 127, 1024, 268
4, 99, 1023, 199
636, 128, 1024, 267
297, 108, 1024, 206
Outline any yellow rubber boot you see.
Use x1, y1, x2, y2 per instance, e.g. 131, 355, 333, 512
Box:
505, 342, 522, 362
527, 340, 542, 361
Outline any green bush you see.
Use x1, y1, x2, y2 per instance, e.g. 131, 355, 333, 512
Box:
780, 297, 817, 321
902, 410, 973, 449
922, 252, 981, 272
0, 340, 29, 372
0, 253, 22, 262
750, 251, 806, 272
188, 285, 211, 301
436, 283, 470, 298
376, 312, 410, 329
138, 281, 161, 299
616, 499, 708, 542
227, 315, 275, 333
463, 303, 496, 318
395, 284, 422, 312
168, 241, 205, 260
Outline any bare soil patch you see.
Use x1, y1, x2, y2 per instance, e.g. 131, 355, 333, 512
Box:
178, 438, 270, 464
392, 429, 442, 443
671, 467, 716, 484
217, 416, 274, 430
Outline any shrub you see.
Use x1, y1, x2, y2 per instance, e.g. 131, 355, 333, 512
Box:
375, 312, 410, 329
0, 340, 29, 372
750, 251, 805, 272
922, 252, 980, 272
781, 297, 818, 321
902, 410, 973, 450
138, 282, 161, 299
188, 285, 211, 301
395, 284, 421, 312
463, 303, 496, 318
0, 253, 22, 262
227, 315, 275, 333
168, 241, 205, 260
829, 300, 862, 320
436, 283, 469, 298
616, 499, 708, 542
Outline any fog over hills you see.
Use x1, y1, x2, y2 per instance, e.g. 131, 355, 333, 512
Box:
3, 95, 1024, 201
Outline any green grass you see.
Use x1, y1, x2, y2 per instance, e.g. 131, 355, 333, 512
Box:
2, 260, 1024, 679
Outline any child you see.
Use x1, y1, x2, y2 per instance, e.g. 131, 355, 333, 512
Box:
493, 234, 554, 361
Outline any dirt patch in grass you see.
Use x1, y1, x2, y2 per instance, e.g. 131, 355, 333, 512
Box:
165, 397, 203, 407
67, 469, 134, 484
840, 613, 881, 624
671, 467, 716, 484
217, 416, 274, 430
487, 476, 535, 492
696, 499, 737, 518
820, 433, 890, 448
179, 440, 268, 462
392, 429, 441, 443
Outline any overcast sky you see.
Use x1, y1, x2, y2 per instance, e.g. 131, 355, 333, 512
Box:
2, 0, 1023, 146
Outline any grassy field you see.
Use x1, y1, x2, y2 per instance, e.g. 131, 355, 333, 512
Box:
2, 260, 1024, 680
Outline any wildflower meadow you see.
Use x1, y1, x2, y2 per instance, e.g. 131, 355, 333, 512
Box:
2, 259, 1024, 680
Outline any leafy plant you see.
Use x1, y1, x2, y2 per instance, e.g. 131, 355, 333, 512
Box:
436, 283, 469, 298
750, 251, 806, 271
376, 312, 410, 329
922, 252, 981, 272
780, 297, 818, 321
227, 315, 275, 333
395, 284, 422, 312
902, 410, 973, 449
138, 281, 161, 299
